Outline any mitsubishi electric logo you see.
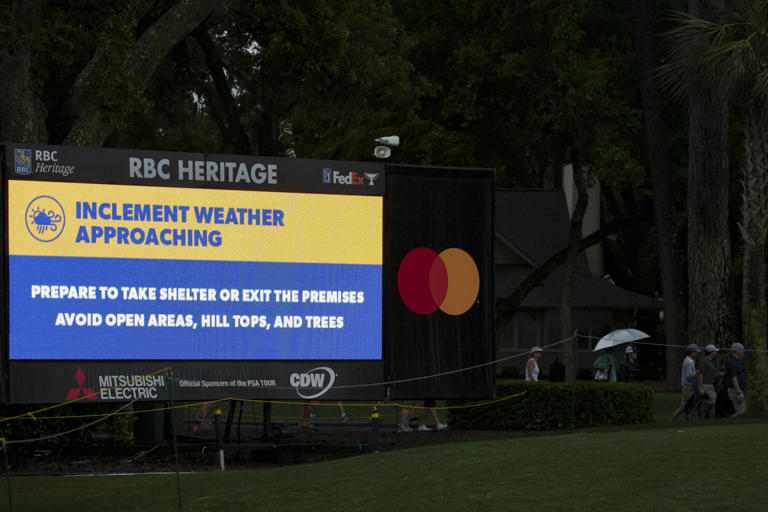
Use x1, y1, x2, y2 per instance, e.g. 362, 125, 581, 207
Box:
66, 367, 99, 401
290, 367, 336, 399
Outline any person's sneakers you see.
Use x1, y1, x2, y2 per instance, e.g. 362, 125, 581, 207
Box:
341, 413, 353, 422
436, 423, 448, 431
398, 425, 413, 432
309, 413, 318, 423
417, 424, 432, 431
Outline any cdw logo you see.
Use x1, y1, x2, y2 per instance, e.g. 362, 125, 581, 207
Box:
290, 367, 336, 399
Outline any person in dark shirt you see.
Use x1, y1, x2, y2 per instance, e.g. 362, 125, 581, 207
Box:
724, 342, 746, 417
549, 357, 565, 382
699, 344, 719, 419
617, 345, 638, 382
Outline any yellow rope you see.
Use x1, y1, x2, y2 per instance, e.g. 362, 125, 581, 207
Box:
1, 392, 527, 421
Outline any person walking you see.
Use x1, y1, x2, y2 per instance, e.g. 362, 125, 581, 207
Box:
616, 345, 638, 382
699, 345, 719, 419
593, 348, 618, 382
669, 344, 701, 423
724, 342, 747, 417
525, 346, 543, 382
398, 401, 418, 432
417, 399, 448, 431
336, 401, 353, 422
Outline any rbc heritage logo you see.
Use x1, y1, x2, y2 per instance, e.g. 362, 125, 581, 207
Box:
14, 148, 32, 175
25, 195, 65, 242
322, 168, 332, 183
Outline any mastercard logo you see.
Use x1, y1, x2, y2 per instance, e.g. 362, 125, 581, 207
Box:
397, 247, 479, 315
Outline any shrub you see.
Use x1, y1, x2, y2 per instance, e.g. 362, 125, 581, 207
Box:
0, 403, 136, 446
448, 380, 654, 431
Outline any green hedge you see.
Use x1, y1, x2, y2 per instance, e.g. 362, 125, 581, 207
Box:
448, 380, 654, 431
0, 403, 135, 446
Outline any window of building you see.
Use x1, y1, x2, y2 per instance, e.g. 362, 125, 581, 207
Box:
516, 311, 537, 349
504, 308, 617, 351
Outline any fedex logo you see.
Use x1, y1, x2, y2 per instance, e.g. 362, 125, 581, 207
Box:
329, 170, 365, 185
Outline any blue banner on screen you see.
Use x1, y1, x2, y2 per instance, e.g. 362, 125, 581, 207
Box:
9, 256, 382, 360
8, 180, 383, 362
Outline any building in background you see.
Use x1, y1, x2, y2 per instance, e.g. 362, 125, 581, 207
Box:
494, 187, 661, 379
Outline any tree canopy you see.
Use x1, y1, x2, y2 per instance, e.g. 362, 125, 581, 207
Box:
4, 0, 768, 395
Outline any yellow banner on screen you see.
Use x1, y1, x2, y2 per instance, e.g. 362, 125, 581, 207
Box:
9, 180, 382, 265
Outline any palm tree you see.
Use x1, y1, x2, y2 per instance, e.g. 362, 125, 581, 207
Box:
659, 0, 768, 414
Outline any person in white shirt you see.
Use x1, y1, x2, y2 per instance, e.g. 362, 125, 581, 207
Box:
526, 346, 543, 382
668, 343, 701, 423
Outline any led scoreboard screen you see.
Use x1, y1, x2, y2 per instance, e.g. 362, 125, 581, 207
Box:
2, 144, 386, 403
9, 182, 381, 360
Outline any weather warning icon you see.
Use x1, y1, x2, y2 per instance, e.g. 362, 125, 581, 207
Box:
25, 195, 65, 242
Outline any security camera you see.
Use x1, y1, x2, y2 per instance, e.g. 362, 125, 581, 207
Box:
374, 135, 400, 147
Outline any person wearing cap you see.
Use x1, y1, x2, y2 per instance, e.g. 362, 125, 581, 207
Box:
525, 346, 543, 382
724, 342, 746, 416
699, 344, 719, 419
616, 345, 638, 382
669, 343, 701, 423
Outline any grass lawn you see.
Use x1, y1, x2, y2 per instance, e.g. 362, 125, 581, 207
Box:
4, 415, 765, 511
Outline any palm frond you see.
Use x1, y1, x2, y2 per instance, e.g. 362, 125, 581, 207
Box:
658, 2, 768, 105
751, 70, 768, 122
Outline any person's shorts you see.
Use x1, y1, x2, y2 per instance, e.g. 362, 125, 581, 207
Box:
727, 388, 747, 415
679, 385, 697, 406
700, 384, 717, 405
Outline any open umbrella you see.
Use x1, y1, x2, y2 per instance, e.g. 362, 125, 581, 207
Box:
592, 328, 650, 352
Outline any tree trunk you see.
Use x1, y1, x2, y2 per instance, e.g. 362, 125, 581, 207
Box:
0, 0, 47, 143
560, 152, 589, 382
631, 0, 687, 388
192, 23, 253, 155
496, 210, 649, 321
63, 0, 226, 147
687, 0, 734, 377
741, 109, 768, 415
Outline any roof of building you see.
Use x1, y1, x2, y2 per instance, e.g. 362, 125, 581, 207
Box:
495, 188, 660, 310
